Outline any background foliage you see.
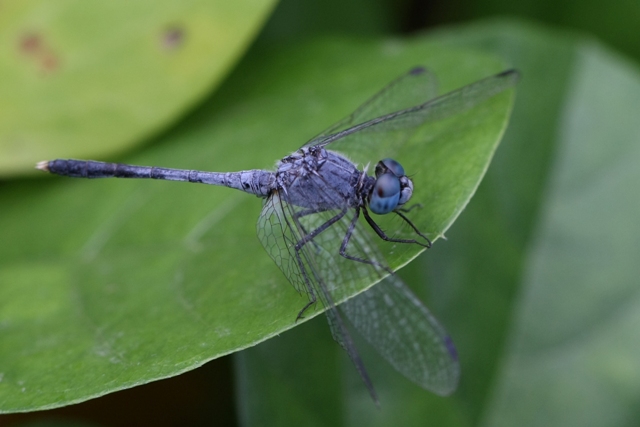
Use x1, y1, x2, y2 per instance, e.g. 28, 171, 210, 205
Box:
1, 0, 639, 426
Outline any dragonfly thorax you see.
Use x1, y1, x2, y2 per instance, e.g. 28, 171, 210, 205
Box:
274, 147, 361, 210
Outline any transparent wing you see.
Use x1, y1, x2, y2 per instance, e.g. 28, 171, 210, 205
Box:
306, 69, 519, 167
326, 182, 459, 394
257, 188, 382, 403
304, 66, 439, 147
257, 169, 459, 399
257, 191, 377, 300
341, 275, 460, 395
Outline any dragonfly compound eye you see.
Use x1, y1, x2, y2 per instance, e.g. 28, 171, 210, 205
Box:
369, 172, 401, 214
398, 176, 414, 206
376, 158, 405, 178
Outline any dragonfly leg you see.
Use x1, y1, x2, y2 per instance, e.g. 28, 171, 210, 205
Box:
294, 207, 331, 253
362, 207, 431, 248
294, 207, 329, 218
288, 206, 380, 403
393, 210, 432, 247
396, 203, 422, 213
296, 298, 317, 322
338, 207, 394, 275
292, 207, 348, 320
294, 206, 348, 250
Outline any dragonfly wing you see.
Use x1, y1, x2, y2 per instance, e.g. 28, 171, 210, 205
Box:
257, 185, 384, 403
257, 192, 378, 300
257, 166, 459, 399
325, 194, 460, 394
341, 275, 460, 395
309, 69, 519, 168
303, 67, 439, 149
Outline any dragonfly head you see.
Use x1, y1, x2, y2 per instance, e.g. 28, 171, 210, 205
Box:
369, 158, 413, 215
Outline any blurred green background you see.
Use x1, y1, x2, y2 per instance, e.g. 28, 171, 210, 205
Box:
1, 0, 639, 426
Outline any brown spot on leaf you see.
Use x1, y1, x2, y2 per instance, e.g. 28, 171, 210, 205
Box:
17, 31, 60, 75
42, 54, 58, 71
161, 25, 185, 51
19, 33, 41, 54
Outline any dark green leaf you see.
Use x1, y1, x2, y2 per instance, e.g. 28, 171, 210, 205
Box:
236, 21, 640, 427
0, 37, 513, 412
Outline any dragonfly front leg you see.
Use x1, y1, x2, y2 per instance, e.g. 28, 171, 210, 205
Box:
393, 210, 432, 247
362, 206, 431, 248
396, 203, 422, 213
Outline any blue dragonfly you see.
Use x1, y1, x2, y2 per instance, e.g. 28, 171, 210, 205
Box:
39, 67, 519, 404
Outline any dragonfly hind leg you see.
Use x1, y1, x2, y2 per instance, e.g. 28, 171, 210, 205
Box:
292, 207, 348, 320
296, 298, 317, 322
294, 206, 333, 253
338, 207, 394, 275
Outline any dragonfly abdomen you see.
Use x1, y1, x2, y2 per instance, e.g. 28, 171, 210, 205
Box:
38, 159, 275, 197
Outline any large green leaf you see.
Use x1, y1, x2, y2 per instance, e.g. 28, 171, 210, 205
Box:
236, 21, 640, 427
476, 37, 640, 427
0, 37, 514, 412
0, 0, 276, 176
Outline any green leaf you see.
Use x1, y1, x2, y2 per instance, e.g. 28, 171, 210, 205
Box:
0, 0, 276, 176
235, 21, 640, 427
0, 36, 514, 412
476, 36, 640, 427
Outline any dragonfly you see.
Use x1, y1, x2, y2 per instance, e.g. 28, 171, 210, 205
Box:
38, 66, 519, 404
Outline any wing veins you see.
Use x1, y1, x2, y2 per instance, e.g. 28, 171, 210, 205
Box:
312, 69, 519, 149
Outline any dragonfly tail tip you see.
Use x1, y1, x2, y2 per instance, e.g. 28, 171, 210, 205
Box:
36, 161, 50, 172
